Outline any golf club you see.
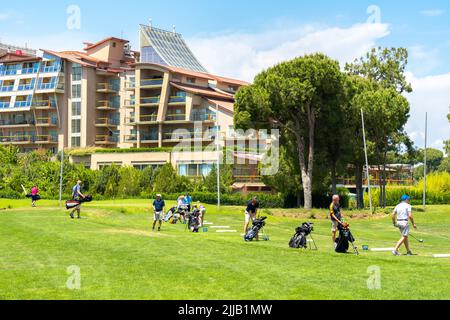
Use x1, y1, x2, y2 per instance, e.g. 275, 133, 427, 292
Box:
410, 233, 424, 244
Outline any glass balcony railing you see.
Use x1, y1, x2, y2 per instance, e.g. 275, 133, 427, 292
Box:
21, 67, 39, 74
141, 78, 163, 86
35, 135, 58, 143
165, 114, 186, 121
14, 101, 32, 108
0, 86, 14, 92
0, 118, 35, 126
0, 135, 35, 143
0, 102, 11, 109
140, 97, 160, 105
32, 100, 57, 109
162, 131, 207, 140
35, 117, 58, 126
169, 96, 187, 104
3, 69, 18, 76
124, 99, 136, 107
38, 82, 64, 90
95, 135, 119, 143
95, 118, 120, 126
141, 133, 158, 141
140, 114, 158, 122
18, 84, 35, 91
125, 134, 138, 142
40, 65, 60, 73
97, 100, 120, 109
97, 83, 120, 92
192, 113, 216, 122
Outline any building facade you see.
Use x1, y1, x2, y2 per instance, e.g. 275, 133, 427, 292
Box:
0, 26, 268, 189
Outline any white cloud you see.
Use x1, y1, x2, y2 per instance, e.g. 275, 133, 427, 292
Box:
420, 9, 445, 17
188, 23, 390, 82
408, 45, 441, 76
405, 72, 450, 150
0, 10, 14, 21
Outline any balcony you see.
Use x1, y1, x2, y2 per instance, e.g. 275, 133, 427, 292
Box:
140, 96, 160, 106
35, 135, 58, 144
139, 114, 158, 123
35, 117, 58, 127
0, 86, 14, 93
141, 133, 159, 142
125, 81, 136, 91
96, 100, 119, 111
14, 101, 32, 108
0, 135, 34, 144
95, 135, 119, 145
21, 67, 39, 75
32, 100, 57, 110
97, 83, 119, 93
0, 102, 11, 109
1, 69, 18, 76
0, 118, 34, 128
124, 99, 136, 108
165, 113, 186, 122
141, 78, 163, 88
18, 83, 35, 91
168, 96, 186, 105
95, 118, 119, 127
40, 65, 60, 73
192, 113, 216, 122
162, 131, 211, 141
37, 82, 64, 91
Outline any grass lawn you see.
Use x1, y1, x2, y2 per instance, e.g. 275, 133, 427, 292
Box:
0, 199, 449, 300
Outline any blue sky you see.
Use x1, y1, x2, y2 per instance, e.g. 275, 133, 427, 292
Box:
1, 0, 449, 150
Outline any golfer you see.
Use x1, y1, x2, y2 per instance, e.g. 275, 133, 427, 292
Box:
244, 197, 259, 235
330, 195, 345, 246
152, 194, 165, 232
70, 180, 85, 219
193, 202, 207, 227
184, 193, 193, 212
31, 185, 39, 207
392, 195, 417, 256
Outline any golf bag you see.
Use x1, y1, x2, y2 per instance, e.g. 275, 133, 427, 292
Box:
187, 210, 201, 233
26, 194, 41, 201
289, 222, 316, 249
244, 216, 267, 242
164, 207, 176, 223
65, 195, 92, 210
335, 223, 359, 255
164, 206, 188, 224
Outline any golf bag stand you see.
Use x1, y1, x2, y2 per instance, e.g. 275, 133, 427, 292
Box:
308, 234, 318, 250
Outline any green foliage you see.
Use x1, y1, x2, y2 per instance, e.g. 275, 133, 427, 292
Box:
152, 163, 184, 194
438, 157, 450, 173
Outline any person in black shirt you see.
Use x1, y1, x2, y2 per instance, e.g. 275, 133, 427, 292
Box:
152, 194, 166, 232
330, 195, 345, 246
244, 197, 259, 235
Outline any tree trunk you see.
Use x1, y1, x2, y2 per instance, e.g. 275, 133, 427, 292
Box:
355, 164, 364, 209
331, 160, 337, 195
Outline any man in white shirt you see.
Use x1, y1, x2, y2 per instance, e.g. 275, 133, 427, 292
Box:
392, 195, 417, 256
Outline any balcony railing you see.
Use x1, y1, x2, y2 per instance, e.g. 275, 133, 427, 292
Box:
141, 133, 158, 141
162, 132, 210, 140
169, 96, 187, 104
0, 86, 14, 92
2, 69, 18, 76
125, 82, 136, 90
38, 82, 64, 90
14, 101, 32, 108
40, 65, 60, 73
192, 114, 216, 122
21, 67, 39, 74
139, 114, 158, 122
140, 97, 160, 105
35, 135, 58, 143
18, 83, 35, 91
32, 100, 56, 109
97, 100, 119, 110
0, 135, 34, 143
0, 118, 34, 126
95, 135, 119, 143
124, 99, 136, 108
0, 102, 11, 109
141, 78, 163, 87
35, 117, 58, 126
95, 118, 120, 126
124, 134, 137, 142
97, 83, 119, 92
165, 114, 186, 121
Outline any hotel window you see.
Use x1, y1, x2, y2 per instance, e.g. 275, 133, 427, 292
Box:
132, 163, 165, 171
72, 64, 82, 81
186, 77, 196, 84
178, 162, 213, 177
71, 119, 81, 134
72, 84, 81, 98
71, 137, 81, 147
72, 102, 81, 116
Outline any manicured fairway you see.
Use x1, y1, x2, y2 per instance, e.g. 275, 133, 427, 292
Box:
0, 199, 449, 300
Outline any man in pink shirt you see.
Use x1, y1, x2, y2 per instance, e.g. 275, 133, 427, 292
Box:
31, 185, 39, 207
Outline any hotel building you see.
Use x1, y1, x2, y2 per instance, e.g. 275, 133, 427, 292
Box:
0, 25, 268, 191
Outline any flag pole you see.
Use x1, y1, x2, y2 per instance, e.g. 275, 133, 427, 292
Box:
423, 112, 428, 210
361, 109, 373, 213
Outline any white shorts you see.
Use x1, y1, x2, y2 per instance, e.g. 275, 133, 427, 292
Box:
397, 221, 410, 237
154, 211, 163, 221
245, 211, 256, 224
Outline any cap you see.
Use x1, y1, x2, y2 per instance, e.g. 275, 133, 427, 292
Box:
401, 195, 411, 202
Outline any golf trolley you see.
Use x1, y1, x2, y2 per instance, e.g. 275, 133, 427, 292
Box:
186, 210, 201, 233
244, 216, 269, 242
289, 222, 318, 250
335, 223, 359, 255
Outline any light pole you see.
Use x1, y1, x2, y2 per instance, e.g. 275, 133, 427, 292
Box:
361, 109, 373, 213
215, 104, 221, 208
59, 148, 64, 206
423, 112, 428, 210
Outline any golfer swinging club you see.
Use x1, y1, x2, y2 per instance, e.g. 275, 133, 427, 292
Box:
330, 195, 345, 247
392, 195, 417, 256
70, 180, 85, 219
152, 194, 165, 232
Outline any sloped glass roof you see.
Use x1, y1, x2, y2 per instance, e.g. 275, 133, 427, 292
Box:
140, 25, 207, 73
